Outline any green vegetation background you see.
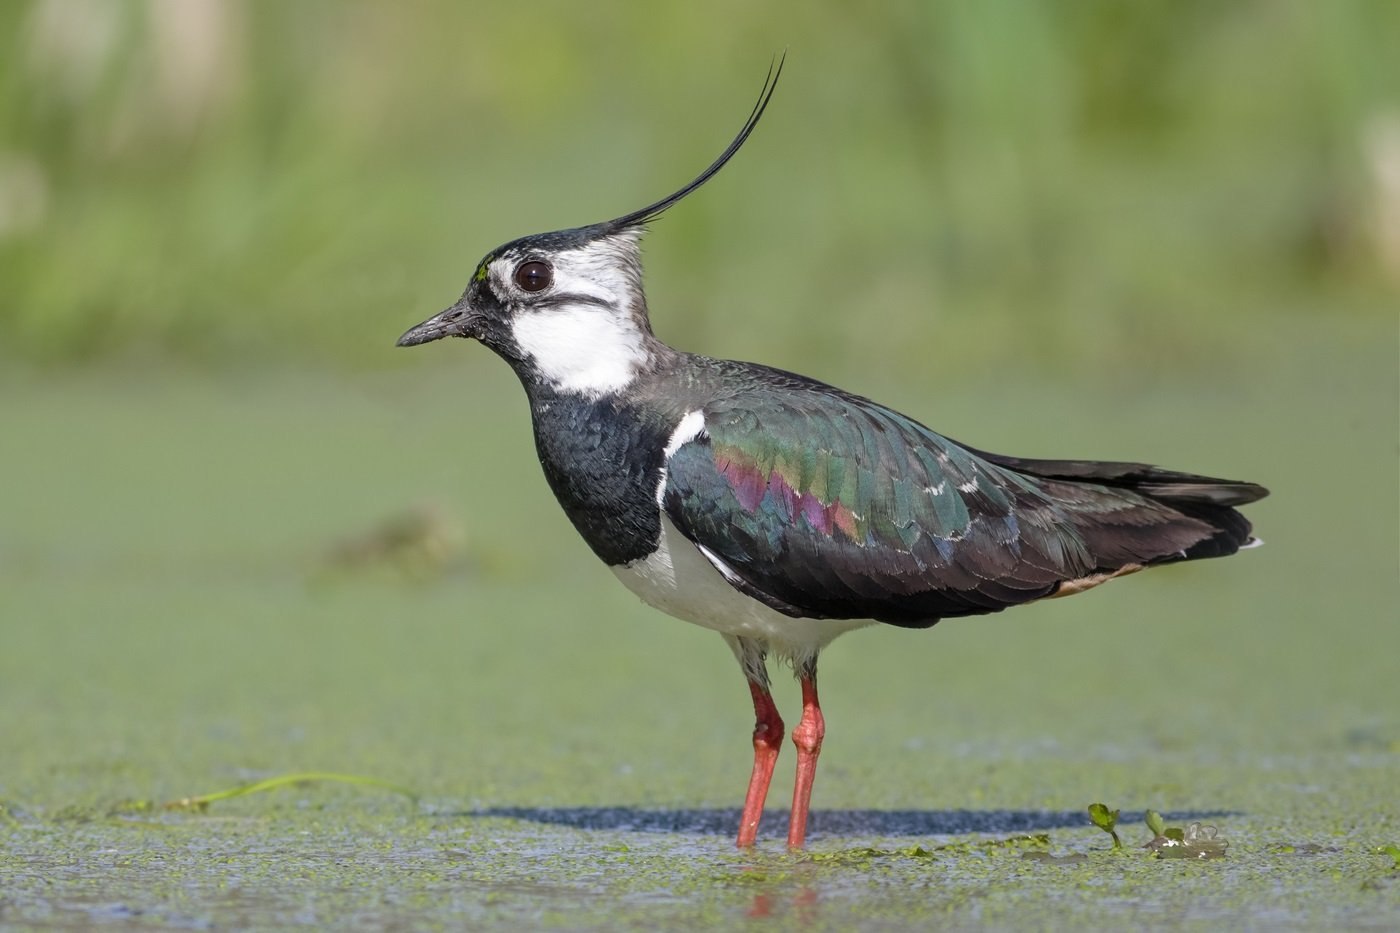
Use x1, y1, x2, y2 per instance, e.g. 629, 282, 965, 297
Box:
2, 2, 1398, 928
2, 1, 1395, 370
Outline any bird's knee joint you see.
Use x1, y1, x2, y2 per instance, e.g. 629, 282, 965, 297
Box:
792, 723, 823, 755
753, 718, 784, 749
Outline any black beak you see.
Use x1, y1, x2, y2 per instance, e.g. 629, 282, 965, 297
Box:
396, 299, 476, 347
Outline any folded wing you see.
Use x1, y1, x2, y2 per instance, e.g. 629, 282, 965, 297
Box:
660, 387, 1262, 628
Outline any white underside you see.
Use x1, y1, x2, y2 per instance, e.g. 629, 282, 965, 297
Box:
611, 512, 875, 670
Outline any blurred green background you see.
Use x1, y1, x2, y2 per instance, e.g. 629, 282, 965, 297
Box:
2, 2, 1398, 928
2, 0, 1396, 371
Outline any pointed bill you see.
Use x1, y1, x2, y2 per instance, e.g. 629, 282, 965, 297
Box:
396, 298, 475, 347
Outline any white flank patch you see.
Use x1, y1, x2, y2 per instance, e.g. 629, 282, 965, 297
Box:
664, 410, 707, 458
654, 409, 708, 506
511, 306, 648, 395
612, 513, 873, 668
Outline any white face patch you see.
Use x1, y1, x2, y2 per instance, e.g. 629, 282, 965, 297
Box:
539, 235, 643, 310
502, 232, 652, 396
511, 305, 649, 396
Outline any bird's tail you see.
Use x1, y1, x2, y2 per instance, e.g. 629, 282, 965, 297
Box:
972, 450, 1268, 563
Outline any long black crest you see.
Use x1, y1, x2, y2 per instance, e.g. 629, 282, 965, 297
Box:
601, 54, 784, 233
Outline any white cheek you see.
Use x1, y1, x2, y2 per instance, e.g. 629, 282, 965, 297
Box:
548, 261, 623, 308
511, 306, 648, 395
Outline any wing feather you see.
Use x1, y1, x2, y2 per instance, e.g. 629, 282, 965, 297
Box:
658, 380, 1256, 628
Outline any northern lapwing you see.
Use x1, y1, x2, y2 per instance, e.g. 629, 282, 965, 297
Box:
397, 62, 1267, 849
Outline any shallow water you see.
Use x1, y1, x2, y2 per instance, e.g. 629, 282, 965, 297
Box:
2, 318, 1397, 928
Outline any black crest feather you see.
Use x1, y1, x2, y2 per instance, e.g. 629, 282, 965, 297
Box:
602, 54, 784, 233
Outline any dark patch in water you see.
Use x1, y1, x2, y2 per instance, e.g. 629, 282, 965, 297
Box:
469, 807, 1234, 838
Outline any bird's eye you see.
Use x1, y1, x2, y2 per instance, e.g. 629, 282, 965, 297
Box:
514, 260, 553, 293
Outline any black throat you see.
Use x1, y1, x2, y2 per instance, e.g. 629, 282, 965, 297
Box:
523, 382, 681, 567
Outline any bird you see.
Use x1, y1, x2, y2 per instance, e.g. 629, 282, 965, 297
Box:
396, 61, 1267, 849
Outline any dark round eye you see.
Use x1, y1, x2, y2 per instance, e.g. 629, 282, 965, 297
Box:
514, 260, 553, 292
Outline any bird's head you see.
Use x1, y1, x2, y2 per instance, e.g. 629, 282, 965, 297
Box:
396, 58, 782, 397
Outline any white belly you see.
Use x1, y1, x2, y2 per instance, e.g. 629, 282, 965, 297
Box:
611, 512, 873, 667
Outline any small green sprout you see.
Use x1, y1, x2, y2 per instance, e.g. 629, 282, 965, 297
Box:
1378, 844, 1400, 870
1088, 802, 1122, 849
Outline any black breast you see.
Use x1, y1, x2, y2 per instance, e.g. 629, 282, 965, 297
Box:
527, 391, 675, 566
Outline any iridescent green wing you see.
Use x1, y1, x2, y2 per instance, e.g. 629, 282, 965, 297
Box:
660, 383, 1228, 626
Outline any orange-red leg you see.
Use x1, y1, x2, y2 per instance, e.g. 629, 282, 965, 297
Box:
786, 672, 825, 849
736, 679, 785, 847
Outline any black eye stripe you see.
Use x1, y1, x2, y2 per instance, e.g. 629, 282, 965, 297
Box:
532, 294, 611, 312
514, 260, 553, 292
